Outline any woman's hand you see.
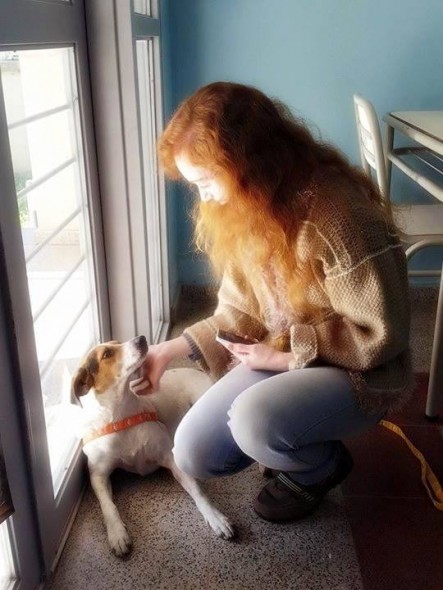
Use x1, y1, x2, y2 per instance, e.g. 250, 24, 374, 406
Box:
141, 336, 191, 392
141, 343, 170, 392
225, 341, 293, 372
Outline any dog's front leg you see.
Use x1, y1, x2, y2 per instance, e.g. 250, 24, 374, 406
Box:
164, 456, 235, 540
89, 470, 132, 556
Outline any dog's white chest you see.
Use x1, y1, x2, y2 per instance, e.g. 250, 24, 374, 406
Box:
85, 420, 173, 476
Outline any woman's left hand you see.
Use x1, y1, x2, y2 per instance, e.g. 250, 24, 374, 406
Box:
225, 341, 293, 372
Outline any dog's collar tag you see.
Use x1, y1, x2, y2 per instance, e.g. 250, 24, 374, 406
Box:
83, 411, 158, 446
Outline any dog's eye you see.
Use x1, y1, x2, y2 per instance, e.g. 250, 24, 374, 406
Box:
102, 348, 113, 360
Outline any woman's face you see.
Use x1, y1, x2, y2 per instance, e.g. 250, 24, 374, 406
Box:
175, 154, 228, 204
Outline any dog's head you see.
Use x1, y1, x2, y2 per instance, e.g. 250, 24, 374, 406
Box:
72, 335, 148, 399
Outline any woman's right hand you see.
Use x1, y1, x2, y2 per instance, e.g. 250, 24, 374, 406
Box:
142, 335, 191, 392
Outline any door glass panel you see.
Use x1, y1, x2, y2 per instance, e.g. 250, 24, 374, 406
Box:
133, 0, 152, 16
9, 111, 75, 180
136, 39, 163, 341
0, 48, 100, 495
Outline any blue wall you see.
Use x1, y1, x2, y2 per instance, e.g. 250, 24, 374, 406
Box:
162, 0, 443, 289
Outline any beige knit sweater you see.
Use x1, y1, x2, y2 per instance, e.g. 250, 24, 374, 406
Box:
184, 167, 413, 415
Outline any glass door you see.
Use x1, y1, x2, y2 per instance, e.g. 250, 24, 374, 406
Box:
0, 0, 109, 584
1, 46, 100, 494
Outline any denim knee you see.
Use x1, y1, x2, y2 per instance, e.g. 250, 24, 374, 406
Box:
172, 425, 213, 479
173, 416, 250, 479
228, 390, 275, 464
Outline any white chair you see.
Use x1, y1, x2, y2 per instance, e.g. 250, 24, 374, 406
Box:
353, 94, 443, 278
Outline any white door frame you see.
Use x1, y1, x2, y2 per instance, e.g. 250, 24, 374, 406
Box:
86, 0, 170, 344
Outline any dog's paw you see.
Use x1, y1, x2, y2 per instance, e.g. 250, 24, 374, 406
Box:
206, 508, 236, 540
108, 523, 132, 556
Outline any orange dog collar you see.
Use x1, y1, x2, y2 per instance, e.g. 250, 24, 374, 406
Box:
83, 411, 158, 446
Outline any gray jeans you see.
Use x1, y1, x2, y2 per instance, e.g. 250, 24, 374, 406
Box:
173, 364, 383, 485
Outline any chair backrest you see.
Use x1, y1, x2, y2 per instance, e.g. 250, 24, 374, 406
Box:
353, 94, 389, 199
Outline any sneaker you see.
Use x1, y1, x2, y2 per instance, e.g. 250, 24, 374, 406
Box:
253, 443, 353, 522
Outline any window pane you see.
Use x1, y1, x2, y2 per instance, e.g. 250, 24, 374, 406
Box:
0, 47, 100, 495
136, 39, 163, 341
133, 0, 152, 16
2, 50, 70, 121
9, 110, 75, 183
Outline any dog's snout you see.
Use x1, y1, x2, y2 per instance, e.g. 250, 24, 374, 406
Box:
133, 335, 147, 353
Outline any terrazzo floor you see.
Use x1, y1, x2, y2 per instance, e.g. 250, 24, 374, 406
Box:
46, 286, 442, 590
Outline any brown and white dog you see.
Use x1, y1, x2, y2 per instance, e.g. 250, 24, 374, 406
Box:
72, 335, 234, 556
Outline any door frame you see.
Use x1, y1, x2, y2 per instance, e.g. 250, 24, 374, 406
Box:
85, 0, 170, 343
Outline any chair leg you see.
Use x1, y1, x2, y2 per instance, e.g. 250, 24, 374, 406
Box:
425, 266, 443, 420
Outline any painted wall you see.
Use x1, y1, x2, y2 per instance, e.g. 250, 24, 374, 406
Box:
162, 0, 443, 288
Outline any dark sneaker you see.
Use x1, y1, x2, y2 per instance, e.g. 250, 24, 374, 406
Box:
253, 443, 353, 522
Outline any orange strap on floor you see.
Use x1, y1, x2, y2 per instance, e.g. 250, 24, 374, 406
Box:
380, 420, 443, 511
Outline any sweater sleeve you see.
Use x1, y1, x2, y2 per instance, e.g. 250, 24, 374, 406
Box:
289, 212, 410, 372
183, 264, 267, 378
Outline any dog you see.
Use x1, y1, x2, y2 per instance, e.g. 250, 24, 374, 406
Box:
72, 335, 235, 556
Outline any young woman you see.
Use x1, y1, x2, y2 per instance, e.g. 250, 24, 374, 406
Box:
143, 82, 413, 522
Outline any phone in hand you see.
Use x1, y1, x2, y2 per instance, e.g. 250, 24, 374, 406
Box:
215, 329, 254, 347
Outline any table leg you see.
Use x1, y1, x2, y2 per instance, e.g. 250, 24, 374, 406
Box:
425, 264, 443, 419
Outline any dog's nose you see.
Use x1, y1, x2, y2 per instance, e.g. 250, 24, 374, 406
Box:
133, 335, 147, 351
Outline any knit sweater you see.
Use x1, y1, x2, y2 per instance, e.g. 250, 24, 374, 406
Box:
183, 167, 413, 415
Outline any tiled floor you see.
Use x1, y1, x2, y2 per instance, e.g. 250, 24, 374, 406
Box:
342, 373, 443, 590
47, 286, 442, 590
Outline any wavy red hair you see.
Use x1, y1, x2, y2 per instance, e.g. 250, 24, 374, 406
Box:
158, 82, 394, 315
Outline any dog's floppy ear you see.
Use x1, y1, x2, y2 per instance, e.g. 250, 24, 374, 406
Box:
71, 366, 94, 400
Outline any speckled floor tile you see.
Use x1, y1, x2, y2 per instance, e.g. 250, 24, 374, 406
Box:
48, 489, 221, 590
409, 287, 438, 372
199, 490, 362, 590
48, 475, 361, 590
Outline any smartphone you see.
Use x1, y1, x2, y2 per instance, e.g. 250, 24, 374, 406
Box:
215, 329, 254, 347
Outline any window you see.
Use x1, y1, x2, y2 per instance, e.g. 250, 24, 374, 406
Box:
1, 47, 100, 493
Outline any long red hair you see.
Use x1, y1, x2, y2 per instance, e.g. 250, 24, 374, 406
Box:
158, 82, 393, 314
